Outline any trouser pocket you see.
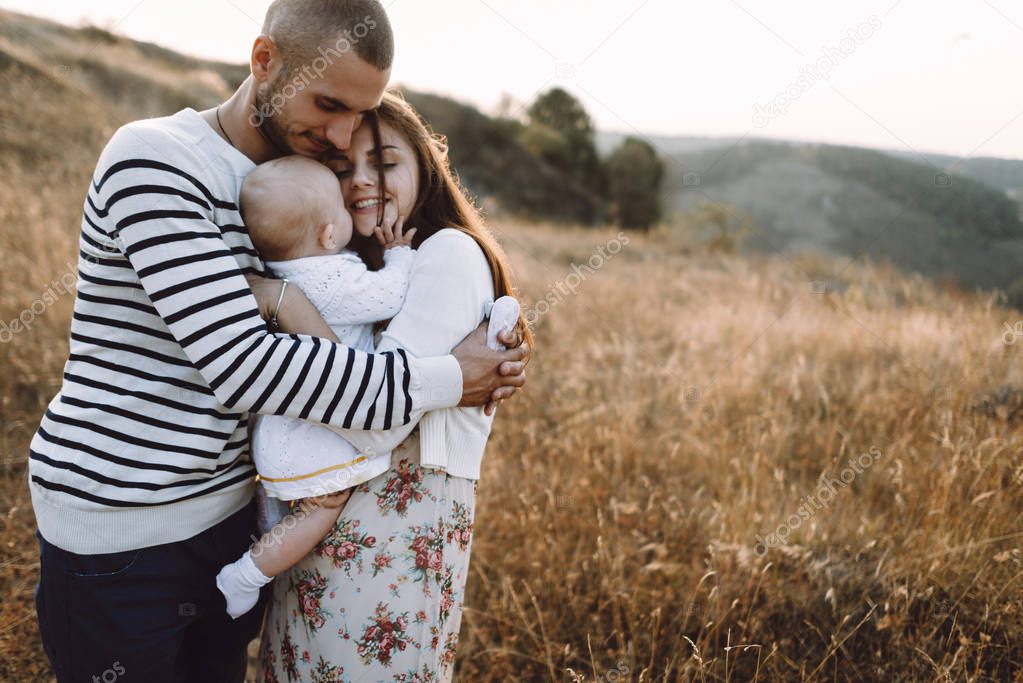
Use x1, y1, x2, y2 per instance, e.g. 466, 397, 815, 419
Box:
37, 530, 169, 682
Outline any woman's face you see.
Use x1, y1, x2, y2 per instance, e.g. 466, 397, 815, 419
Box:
324, 122, 420, 238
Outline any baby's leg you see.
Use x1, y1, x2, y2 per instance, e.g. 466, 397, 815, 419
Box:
216, 490, 351, 618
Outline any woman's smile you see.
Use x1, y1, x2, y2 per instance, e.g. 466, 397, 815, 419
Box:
349, 196, 389, 214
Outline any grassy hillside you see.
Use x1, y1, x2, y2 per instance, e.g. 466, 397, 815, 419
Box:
0, 9, 598, 226
4, 10, 1023, 681
891, 150, 1023, 194
662, 141, 1023, 291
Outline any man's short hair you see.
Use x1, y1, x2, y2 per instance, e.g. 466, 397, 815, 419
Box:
261, 0, 394, 72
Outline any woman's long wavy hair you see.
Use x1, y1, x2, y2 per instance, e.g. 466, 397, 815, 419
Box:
351, 90, 534, 355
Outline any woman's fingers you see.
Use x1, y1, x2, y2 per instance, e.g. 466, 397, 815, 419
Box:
374, 226, 386, 245
404, 227, 418, 245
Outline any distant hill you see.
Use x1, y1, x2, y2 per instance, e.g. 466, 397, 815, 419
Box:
603, 130, 1023, 291
888, 151, 1023, 196
599, 130, 1023, 197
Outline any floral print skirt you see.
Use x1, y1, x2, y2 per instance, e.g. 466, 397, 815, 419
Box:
259, 434, 477, 683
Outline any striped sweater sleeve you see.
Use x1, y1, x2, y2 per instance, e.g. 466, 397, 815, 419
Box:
98, 125, 461, 430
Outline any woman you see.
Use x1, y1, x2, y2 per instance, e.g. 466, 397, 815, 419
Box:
253, 91, 533, 681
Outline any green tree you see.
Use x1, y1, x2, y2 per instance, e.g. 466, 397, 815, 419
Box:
606, 137, 665, 230
522, 87, 605, 198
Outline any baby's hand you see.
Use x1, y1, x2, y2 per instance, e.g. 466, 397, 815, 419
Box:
375, 215, 417, 250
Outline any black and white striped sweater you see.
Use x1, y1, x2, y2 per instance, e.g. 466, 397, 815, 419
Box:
28, 108, 462, 554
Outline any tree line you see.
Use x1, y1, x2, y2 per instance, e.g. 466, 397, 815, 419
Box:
508, 87, 666, 231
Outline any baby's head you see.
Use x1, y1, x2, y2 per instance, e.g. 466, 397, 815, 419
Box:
241, 155, 352, 261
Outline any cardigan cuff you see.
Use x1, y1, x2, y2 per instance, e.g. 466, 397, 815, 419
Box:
417, 412, 447, 470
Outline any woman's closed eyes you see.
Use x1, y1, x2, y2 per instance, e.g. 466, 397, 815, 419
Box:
330, 163, 396, 179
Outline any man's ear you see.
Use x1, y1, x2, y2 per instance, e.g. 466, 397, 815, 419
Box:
319, 223, 337, 250
250, 36, 278, 84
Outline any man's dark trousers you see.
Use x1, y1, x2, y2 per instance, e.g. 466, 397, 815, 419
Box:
35, 499, 269, 682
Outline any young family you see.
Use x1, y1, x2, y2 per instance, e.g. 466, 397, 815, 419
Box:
28, 1, 532, 681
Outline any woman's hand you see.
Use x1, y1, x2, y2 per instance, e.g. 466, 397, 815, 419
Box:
375, 214, 417, 250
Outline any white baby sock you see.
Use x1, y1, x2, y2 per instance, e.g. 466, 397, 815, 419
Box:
486, 296, 520, 350
215, 550, 272, 619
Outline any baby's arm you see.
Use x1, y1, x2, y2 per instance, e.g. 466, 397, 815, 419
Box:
314, 247, 415, 327
313, 216, 417, 326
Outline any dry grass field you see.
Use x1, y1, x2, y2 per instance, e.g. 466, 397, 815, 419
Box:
3, 9, 1023, 681
4, 208, 1023, 680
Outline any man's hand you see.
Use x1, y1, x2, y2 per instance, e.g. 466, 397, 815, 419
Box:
452, 321, 530, 415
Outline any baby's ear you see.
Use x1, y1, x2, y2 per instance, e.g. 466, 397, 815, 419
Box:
318, 223, 337, 249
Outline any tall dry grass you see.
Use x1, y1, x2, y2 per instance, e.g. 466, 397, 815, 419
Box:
456, 222, 1023, 681
3, 214, 1023, 680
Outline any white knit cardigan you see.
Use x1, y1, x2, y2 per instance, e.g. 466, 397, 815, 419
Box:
333, 228, 496, 479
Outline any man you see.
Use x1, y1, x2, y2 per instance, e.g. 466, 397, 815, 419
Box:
29, 1, 528, 680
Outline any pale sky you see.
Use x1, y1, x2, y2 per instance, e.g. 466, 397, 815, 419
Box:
4, 0, 1022, 159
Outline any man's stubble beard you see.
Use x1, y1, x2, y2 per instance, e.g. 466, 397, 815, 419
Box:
253, 75, 298, 156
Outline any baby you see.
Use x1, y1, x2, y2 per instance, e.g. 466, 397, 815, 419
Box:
215, 155, 416, 618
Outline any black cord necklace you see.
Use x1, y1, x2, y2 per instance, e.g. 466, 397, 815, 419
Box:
215, 104, 236, 148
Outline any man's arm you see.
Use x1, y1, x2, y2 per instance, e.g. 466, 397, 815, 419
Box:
97, 125, 461, 430
247, 278, 528, 410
